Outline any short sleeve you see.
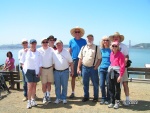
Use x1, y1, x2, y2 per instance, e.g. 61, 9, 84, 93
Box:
97, 47, 102, 59
78, 46, 84, 59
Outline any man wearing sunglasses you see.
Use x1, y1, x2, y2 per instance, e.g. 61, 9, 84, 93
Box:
38, 38, 54, 104
18, 39, 28, 101
69, 26, 87, 98
47, 35, 57, 50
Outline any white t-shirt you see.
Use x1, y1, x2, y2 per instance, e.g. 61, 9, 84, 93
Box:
119, 43, 129, 56
53, 49, 73, 70
18, 49, 24, 62
20, 49, 42, 74
37, 47, 53, 67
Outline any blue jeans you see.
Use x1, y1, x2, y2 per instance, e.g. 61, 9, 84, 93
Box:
99, 68, 110, 101
82, 65, 99, 99
22, 70, 27, 97
54, 69, 69, 100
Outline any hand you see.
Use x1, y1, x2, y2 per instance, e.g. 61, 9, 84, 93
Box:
117, 76, 122, 83
77, 68, 81, 75
94, 66, 98, 70
70, 71, 74, 77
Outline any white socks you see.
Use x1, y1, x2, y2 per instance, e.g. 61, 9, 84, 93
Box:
47, 91, 50, 97
126, 96, 130, 100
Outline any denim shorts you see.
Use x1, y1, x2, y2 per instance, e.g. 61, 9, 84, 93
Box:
25, 69, 40, 83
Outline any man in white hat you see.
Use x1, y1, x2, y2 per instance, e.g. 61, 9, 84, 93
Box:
18, 39, 28, 101
69, 26, 87, 98
77, 34, 101, 102
37, 38, 54, 104
53, 40, 74, 104
109, 32, 130, 105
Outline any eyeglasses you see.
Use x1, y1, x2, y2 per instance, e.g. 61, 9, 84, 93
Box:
75, 31, 80, 33
42, 41, 48, 44
112, 45, 118, 48
22, 42, 28, 44
103, 40, 109, 42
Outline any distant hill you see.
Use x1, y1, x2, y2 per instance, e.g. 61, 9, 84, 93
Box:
0, 44, 69, 49
132, 43, 150, 49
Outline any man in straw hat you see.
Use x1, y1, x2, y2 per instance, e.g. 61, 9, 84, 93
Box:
109, 32, 130, 106
77, 34, 101, 102
69, 26, 87, 98
38, 38, 54, 104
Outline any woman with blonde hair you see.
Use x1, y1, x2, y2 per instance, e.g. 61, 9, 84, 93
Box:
99, 36, 111, 105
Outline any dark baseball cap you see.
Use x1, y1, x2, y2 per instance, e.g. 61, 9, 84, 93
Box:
30, 39, 37, 44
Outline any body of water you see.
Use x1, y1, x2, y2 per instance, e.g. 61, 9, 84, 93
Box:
0, 48, 150, 78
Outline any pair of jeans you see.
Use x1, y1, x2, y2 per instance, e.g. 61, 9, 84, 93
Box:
54, 69, 69, 100
108, 71, 121, 104
82, 65, 99, 99
22, 70, 27, 97
99, 68, 110, 101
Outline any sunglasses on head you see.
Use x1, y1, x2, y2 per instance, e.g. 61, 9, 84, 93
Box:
103, 40, 109, 42
22, 42, 28, 44
112, 45, 118, 48
75, 31, 80, 33
42, 41, 48, 44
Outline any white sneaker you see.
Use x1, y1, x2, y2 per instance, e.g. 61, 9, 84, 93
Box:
27, 102, 31, 109
63, 99, 67, 104
114, 103, 119, 109
124, 100, 130, 106
54, 99, 61, 104
108, 103, 114, 108
43, 97, 47, 104
47, 96, 51, 103
31, 100, 37, 106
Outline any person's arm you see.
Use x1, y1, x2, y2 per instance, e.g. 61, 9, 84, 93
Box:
69, 62, 74, 76
94, 47, 102, 70
77, 58, 82, 75
94, 59, 101, 70
117, 53, 125, 83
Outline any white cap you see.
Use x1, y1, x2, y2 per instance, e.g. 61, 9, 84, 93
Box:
22, 38, 28, 43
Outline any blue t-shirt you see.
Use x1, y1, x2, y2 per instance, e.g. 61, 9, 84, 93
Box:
69, 38, 86, 59
100, 48, 111, 69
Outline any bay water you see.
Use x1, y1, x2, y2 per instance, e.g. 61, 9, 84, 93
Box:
0, 48, 150, 78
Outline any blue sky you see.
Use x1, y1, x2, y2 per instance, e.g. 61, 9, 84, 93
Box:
0, 0, 150, 45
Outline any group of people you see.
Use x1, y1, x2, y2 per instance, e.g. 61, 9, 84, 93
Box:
15, 26, 130, 109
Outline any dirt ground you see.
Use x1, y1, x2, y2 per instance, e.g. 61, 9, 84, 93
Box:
0, 77, 150, 113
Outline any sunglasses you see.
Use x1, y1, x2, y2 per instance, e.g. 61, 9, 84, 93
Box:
103, 40, 109, 42
42, 41, 48, 44
112, 45, 118, 48
75, 31, 80, 33
22, 42, 28, 44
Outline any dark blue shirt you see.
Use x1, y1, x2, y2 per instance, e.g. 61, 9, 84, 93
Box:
69, 38, 86, 59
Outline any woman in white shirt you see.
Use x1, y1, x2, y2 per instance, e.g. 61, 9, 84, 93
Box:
20, 39, 42, 109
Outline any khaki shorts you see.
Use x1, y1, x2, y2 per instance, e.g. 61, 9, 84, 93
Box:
41, 67, 54, 84
122, 68, 128, 82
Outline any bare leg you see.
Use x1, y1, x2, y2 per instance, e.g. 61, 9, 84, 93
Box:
27, 83, 33, 100
123, 82, 129, 96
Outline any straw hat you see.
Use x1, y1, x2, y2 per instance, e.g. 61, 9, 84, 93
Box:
109, 32, 124, 42
70, 26, 85, 37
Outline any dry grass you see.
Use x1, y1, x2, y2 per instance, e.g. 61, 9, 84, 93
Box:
0, 77, 150, 113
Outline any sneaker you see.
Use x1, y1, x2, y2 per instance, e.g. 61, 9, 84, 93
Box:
54, 99, 61, 104
63, 99, 67, 104
22, 97, 28, 102
82, 98, 89, 102
43, 97, 47, 104
69, 93, 75, 98
100, 99, 105, 104
27, 102, 31, 109
31, 100, 37, 106
114, 103, 119, 109
108, 103, 114, 108
123, 100, 130, 106
47, 96, 51, 103
105, 101, 110, 105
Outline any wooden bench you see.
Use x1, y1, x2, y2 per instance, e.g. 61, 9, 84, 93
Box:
0, 65, 22, 90
127, 67, 150, 83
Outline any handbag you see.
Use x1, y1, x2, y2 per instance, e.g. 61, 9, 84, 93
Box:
126, 60, 132, 68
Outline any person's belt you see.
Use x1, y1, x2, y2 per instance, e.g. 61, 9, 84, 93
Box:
55, 68, 69, 72
42, 66, 52, 69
